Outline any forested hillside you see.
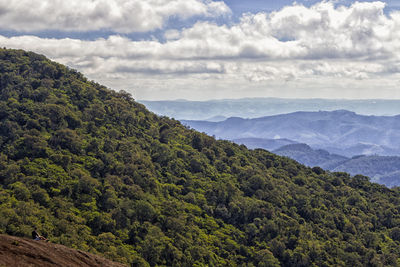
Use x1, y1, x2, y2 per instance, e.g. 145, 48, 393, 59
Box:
1, 48, 400, 266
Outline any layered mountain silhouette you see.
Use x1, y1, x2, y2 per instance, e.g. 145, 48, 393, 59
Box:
233, 137, 298, 151
333, 155, 400, 188
274, 144, 400, 187
182, 110, 400, 157
274, 144, 348, 170
1, 48, 400, 265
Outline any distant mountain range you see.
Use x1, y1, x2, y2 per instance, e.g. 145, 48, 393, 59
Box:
274, 143, 348, 170
182, 110, 400, 157
274, 144, 400, 187
144, 99, 400, 186
182, 110, 400, 186
232, 137, 297, 151
139, 98, 400, 120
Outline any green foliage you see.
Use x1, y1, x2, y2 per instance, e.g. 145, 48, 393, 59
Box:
1, 48, 400, 266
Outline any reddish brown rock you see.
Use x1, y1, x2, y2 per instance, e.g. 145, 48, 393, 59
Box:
0, 234, 127, 267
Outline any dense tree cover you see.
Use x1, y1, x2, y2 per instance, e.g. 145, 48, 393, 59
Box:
1, 48, 400, 266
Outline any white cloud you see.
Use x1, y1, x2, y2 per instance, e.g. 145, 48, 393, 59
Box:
164, 29, 181, 40
1, 1, 400, 100
0, 0, 231, 33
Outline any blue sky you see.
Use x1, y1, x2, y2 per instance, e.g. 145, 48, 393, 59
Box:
0, 1, 400, 100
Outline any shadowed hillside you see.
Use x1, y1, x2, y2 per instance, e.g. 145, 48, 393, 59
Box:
1, 48, 400, 266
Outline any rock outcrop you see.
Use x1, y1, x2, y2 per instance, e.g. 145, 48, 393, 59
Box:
0, 234, 126, 267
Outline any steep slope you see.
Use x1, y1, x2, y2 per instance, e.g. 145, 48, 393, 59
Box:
181, 111, 400, 156
1, 49, 400, 266
0, 234, 126, 267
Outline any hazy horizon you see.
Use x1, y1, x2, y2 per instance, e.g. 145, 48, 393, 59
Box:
139, 98, 400, 121
137, 97, 400, 102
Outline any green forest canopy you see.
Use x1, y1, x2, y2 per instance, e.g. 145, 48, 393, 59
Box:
0, 48, 400, 266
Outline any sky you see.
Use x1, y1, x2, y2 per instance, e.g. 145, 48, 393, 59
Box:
1, 0, 400, 100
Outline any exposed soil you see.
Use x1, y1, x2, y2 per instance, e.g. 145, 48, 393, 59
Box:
0, 234, 127, 267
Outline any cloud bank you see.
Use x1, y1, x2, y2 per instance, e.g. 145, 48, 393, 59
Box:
0, 0, 230, 32
1, 1, 399, 100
